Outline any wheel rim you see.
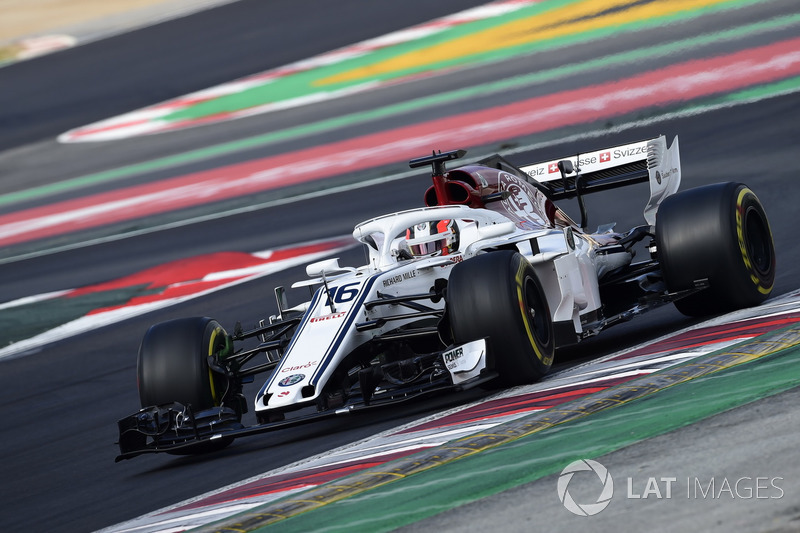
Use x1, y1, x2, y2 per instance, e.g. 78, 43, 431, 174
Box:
744, 206, 772, 277
523, 276, 550, 346
207, 325, 229, 406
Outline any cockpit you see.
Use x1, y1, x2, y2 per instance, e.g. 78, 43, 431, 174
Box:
353, 205, 515, 270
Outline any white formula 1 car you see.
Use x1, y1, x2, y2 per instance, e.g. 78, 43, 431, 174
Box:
117, 135, 775, 460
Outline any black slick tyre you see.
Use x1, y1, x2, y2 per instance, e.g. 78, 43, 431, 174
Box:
138, 316, 230, 410
447, 250, 553, 385
656, 182, 775, 316
137, 317, 235, 454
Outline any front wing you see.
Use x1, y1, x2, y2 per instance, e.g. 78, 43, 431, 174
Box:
116, 350, 495, 461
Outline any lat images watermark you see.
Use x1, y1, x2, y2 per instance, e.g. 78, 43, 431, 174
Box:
557, 459, 614, 516
558, 459, 785, 516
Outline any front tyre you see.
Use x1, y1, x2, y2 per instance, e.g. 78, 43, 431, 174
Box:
138, 317, 230, 409
656, 182, 775, 316
447, 251, 554, 385
138, 317, 238, 454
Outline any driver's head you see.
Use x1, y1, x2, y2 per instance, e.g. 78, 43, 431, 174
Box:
405, 219, 459, 256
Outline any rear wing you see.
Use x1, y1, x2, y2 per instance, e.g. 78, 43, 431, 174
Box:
480, 135, 681, 227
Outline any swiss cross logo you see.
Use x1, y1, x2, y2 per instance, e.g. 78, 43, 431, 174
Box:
548, 163, 559, 173
600, 151, 611, 162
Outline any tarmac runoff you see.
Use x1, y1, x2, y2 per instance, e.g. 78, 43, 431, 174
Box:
192, 320, 800, 532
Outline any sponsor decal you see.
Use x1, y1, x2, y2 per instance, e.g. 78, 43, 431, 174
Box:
500, 173, 548, 228
278, 374, 305, 386
280, 360, 317, 372
278, 390, 290, 397
310, 312, 346, 323
523, 142, 650, 182
526, 165, 545, 178
441, 340, 484, 377
382, 270, 416, 287
612, 145, 647, 159
661, 167, 678, 180
383, 274, 403, 287
437, 253, 464, 267
443, 346, 464, 371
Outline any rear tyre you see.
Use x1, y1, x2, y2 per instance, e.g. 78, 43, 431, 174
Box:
447, 251, 553, 385
656, 182, 775, 316
137, 317, 235, 453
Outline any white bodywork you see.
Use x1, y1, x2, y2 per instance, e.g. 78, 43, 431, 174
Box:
255, 136, 681, 415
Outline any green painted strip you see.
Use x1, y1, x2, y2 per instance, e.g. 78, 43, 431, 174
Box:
3, 11, 797, 209
195, 324, 800, 532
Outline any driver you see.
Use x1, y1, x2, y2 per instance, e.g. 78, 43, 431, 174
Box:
404, 219, 460, 257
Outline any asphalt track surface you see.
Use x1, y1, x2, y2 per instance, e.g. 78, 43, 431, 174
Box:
0, 1, 798, 532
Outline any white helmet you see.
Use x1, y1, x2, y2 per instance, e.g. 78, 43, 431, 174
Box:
404, 219, 459, 257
